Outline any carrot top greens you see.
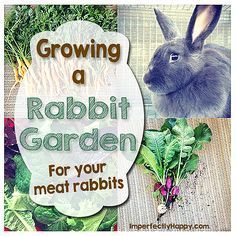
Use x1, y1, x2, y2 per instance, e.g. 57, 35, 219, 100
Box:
5, 5, 117, 64
4, 5, 117, 97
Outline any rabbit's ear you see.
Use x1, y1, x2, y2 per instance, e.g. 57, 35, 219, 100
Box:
154, 8, 180, 41
186, 5, 222, 51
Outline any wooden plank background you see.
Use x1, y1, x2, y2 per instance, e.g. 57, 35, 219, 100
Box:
118, 118, 231, 231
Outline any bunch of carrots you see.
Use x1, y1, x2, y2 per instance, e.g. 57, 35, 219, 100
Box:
4, 5, 117, 98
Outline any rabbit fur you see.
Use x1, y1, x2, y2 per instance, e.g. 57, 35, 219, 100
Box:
143, 5, 231, 118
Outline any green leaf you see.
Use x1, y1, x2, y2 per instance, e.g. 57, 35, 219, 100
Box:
9, 191, 36, 211
193, 123, 212, 150
172, 119, 195, 155
152, 190, 161, 199
172, 119, 196, 184
163, 133, 179, 166
67, 218, 83, 229
5, 5, 117, 65
97, 208, 117, 231
172, 119, 195, 143
4, 183, 36, 231
143, 130, 165, 166
47, 220, 69, 231
168, 158, 179, 169
138, 144, 163, 183
183, 154, 199, 174
135, 152, 145, 165
34, 206, 110, 231
34, 206, 68, 231
161, 118, 177, 131
13, 155, 31, 193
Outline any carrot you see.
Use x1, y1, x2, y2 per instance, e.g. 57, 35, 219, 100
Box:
18, 63, 24, 77
17, 58, 28, 78
23, 57, 31, 68
21, 66, 27, 77
13, 66, 20, 83
7, 66, 20, 101
17, 58, 24, 68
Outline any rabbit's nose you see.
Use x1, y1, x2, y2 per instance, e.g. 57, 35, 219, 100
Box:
143, 72, 152, 84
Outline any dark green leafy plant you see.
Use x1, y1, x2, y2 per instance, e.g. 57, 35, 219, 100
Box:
4, 183, 36, 231
4, 139, 117, 231
4, 154, 117, 231
5, 5, 117, 64
136, 118, 212, 218
4, 5, 117, 95
13, 155, 31, 193
33, 205, 115, 231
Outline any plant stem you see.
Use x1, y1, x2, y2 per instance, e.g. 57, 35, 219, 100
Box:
154, 170, 164, 185
175, 143, 183, 186
165, 189, 170, 204
178, 153, 191, 180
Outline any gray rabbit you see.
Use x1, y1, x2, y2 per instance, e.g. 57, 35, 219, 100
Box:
143, 5, 231, 118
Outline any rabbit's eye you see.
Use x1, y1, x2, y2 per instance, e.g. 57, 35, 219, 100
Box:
169, 53, 179, 63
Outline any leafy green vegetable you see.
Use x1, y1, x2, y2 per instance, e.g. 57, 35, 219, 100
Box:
138, 144, 163, 183
9, 191, 36, 212
172, 119, 195, 184
5, 117, 118, 231
34, 206, 113, 231
136, 118, 212, 216
66, 218, 84, 231
182, 154, 199, 174
98, 208, 117, 231
5, 5, 117, 64
34, 206, 65, 225
13, 155, 31, 193
163, 132, 179, 169
172, 119, 195, 156
144, 130, 165, 167
5, 144, 117, 231
6, 119, 119, 232
4, 5, 117, 94
193, 123, 213, 150
160, 118, 177, 131
4, 183, 36, 231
